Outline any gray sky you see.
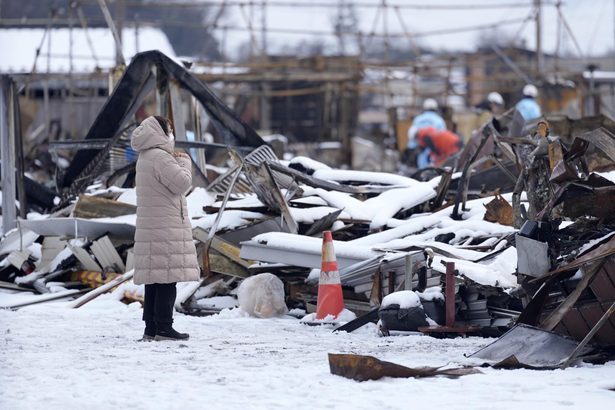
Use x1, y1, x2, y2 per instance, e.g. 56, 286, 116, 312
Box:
217, 0, 613, 59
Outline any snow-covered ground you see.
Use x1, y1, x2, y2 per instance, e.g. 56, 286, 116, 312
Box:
1, 298, 614, 410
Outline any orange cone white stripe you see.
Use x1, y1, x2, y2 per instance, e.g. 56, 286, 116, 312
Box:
316, 231, 345, 319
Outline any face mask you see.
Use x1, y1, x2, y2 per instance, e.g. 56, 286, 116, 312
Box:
168, 133, 175, 141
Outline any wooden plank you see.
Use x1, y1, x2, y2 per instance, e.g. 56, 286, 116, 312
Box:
1, 289, 86, 309
208, 252, 249, 278
68, 270, 134, 309
211, 236, 252, 268
72, 194, 136, 219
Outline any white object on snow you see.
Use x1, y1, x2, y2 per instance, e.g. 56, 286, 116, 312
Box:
300, 308, 357, 323
237, 273, 288, 318
381, 290, 422, 309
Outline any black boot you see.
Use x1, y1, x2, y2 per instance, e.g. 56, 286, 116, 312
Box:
155, 322, 189, 341
141, 321, 156, 341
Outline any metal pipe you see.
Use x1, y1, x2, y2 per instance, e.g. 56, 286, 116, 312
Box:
1, 76, 17, 233
445, 261, 456, 328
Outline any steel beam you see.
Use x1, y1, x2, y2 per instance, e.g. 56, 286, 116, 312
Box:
1, 76, 16, 234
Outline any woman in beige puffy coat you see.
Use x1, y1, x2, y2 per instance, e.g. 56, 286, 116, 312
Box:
131, 115, 200, 341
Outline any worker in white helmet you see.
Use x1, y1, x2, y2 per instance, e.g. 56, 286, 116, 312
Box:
406, 98, 447, 168
515, 84, 542, 121
476, 92, 505, 115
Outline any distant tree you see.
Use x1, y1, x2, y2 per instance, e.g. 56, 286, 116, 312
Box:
279, 38, 328, 58
362, 37, 425, 62
475, 27, 524, 49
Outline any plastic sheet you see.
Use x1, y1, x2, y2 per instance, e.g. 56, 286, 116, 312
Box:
238, 273, 288, 318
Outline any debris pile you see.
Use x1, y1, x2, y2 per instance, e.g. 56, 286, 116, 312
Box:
2, 51, 615, 373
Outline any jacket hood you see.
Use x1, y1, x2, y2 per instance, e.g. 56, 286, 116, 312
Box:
131, 116, 174, 153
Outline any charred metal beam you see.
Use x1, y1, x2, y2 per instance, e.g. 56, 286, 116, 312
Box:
61, 50, 265, 190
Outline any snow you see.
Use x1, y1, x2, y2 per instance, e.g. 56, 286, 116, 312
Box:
310, 183, 436, 229
381, 290, 422, 309
192, 210, 266, 231
313, 169, 418, 187
196, 296, 239, 310
290, 195, 329, 206
288, 156, 331, 171
596, 170, 615, 183
289, 206, 350, 224
0, 300, 614, 409
116, 189, 137, 206
576, 231, 615, 256
300, 308, 357, 323
92, 214, 137, 226
26, 242, 42, 261
186, 187, 216, 219
14, 246, 73, 285
416, 286, 444, 302
213, 194, 264, 209
252, 232, 379, 261
431, 246, 519, 289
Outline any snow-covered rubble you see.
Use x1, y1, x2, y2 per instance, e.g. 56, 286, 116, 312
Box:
1, 302, 614, 410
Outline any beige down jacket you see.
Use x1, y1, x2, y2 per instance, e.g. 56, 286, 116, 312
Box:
131, 116, 200, 285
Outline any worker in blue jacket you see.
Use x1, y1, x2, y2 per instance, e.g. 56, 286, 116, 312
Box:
515, 84, 542, 121
407, 98, 446, 169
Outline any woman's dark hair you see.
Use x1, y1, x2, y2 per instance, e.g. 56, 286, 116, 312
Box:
153, 115, 171, 134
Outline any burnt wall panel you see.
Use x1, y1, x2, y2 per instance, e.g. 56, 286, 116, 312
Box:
561, 308, 591, 341
579, 303, 615, 347
589, 266, 615, 302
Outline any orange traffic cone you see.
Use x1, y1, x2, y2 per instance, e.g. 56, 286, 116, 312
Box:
316, 231, 345, 320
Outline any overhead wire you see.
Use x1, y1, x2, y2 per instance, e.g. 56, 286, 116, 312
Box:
104, 0, 555, 11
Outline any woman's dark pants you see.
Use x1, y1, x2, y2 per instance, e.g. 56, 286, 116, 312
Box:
142, 283, 177, 325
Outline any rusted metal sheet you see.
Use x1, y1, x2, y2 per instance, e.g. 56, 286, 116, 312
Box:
560, 184, 615, 220
577, 127, 615, 164
328, 353, 481, 381
469, 324, 593, 369
483, 192, 513, 226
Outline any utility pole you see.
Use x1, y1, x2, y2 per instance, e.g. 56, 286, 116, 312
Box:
115, 0, 126, 66
535, 0, 543, 76
261, 0, 267, 57
260, 0, 270, 134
